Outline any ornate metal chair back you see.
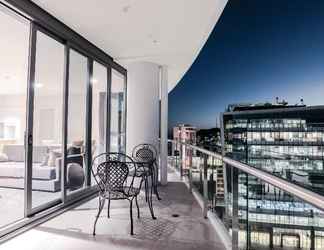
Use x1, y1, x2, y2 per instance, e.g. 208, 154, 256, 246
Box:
96, 160, 129, 193
91, 152, 137, 194
132, 144, 157, 162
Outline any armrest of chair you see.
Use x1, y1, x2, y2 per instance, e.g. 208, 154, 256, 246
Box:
55, 157, 62, 180
55, 156, 85, 188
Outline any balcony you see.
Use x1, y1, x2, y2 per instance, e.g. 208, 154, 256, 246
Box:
4, 138, 324, 250
1, 168, 226, 250
1, 1, 324, 250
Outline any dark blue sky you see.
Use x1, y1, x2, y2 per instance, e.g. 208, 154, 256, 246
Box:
169, 0, 324, 129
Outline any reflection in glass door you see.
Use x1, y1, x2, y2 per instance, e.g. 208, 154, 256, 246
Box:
92, 62, 108, 157
91, 62, 108, 186
111, 69, 126, 153
31, 29, 64, 210
0, 5, 29, 227
66, 49, 88, 194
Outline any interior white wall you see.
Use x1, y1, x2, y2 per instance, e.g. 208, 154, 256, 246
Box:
126, 62, 160, 155
0, 94, 63, 145
0, 92, 95, 147
0, 95, 26, 144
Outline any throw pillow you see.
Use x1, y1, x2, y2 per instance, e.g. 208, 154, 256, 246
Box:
0, 153, 8, 162
40, 154, 49, 167
40, 147, 50, 167
48, 151, 62, 167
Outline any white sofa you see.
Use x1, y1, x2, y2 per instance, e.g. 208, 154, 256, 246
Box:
0, 145, 61, 192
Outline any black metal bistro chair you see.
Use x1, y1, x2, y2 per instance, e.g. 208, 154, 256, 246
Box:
91, 152, 143, 235
132, 144, 161, 220
132, 143, 161, 200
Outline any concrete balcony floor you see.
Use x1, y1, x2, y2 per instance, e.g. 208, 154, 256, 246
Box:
2, 169, 225, 250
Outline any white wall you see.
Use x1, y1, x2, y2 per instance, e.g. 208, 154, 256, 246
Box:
0, 94, 63, 145
0, 95, 26, 144
126, 62, 160, 155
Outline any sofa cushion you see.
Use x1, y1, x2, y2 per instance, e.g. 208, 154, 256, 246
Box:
3, 145, 25, 162
2, 144, 49, 163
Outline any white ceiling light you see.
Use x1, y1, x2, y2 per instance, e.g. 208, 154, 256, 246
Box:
91, 78, 98, 84
34, 83, 43, 88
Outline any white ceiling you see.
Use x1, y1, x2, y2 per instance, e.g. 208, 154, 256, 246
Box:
0, 6, 29, 95
31, 0, 228, 91
0, 7, 124, 96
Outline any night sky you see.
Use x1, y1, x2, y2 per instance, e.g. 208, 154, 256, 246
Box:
169, 0, 324, 129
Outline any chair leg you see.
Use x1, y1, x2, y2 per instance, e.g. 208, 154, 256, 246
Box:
107, 198, 111, 218
153, 163, 161, 200
135, 196, 140, 219
93, 196, 106, 235
130, 199, 134, 235
144, 176, 148, 202
148, 175, 157, 220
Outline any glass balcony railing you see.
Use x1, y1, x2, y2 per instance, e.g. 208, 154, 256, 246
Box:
167, 139, 324, 250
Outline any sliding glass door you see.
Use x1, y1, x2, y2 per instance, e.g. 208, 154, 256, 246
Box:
92, 61, 108, 157
0, 0, 127, 235
31, 28, 65, 210
0, 5, 30, 228
90, 62, 109, 186
65, 48, 88, 195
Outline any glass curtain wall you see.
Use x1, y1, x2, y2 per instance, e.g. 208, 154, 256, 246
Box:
0, 5, 29, 228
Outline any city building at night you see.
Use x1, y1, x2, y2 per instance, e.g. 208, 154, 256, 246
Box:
222, 103, 324, 249
173, 124, 197, 144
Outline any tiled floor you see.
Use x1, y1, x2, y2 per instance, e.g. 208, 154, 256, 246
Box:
1, 170, 225, 250
0, 187, 59, 228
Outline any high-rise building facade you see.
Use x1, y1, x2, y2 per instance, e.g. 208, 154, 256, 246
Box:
222, 104, 324, 249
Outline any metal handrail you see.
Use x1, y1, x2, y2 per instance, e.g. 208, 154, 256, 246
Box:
168, 139, 324, 212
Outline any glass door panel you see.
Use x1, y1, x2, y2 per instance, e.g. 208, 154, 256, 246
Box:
0, 6, 29, 227
111, 69, 126, 153
66, 49, 87, 194
31, 30, 64, 209
92, 62, 108, 156
91, 62, 108, 186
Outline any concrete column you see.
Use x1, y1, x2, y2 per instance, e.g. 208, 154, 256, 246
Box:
126, 62, 160, 155
160, 65, 168, 185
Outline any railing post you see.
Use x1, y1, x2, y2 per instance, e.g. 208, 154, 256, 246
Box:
188, 146, 193, 192
180, 143, 184, 180
171, 141, 175, 157
203, 154, 208, 218
232, 166, 239, 250
175, 141, 179, 170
